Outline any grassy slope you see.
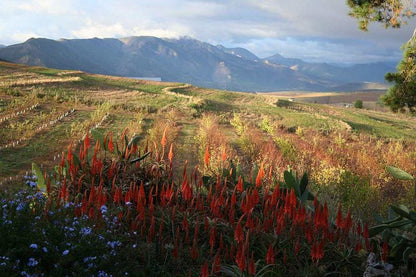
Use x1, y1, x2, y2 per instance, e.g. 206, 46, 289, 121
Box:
0, 61, 415, 189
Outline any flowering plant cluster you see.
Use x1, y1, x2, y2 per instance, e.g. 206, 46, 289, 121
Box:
1, 130, 385, 276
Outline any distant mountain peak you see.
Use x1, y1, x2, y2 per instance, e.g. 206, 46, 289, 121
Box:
0, 36, 396, 92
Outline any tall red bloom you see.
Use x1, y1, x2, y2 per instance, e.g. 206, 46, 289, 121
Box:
236, 176, 243, 193
255, 164, 264, 187
234, 218, 244, 243
204, 145, 210, 167
161, 126, 168, 148
201, 261, 209, 277
248, 252, 256, 276
108, 133, 114, 153
382, 241, 389, 261
212, 252, 221, 273
335, 204, 343, 229
266, 243, 274, 264
168, 143, 174, 163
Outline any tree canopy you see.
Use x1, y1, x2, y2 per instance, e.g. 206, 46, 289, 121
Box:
347, 0, 416, 113
347, 0, 415, 30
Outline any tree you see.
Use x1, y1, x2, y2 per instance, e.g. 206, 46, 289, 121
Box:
354, 99, 364, 108
382, 35, 416, 113
347, 0, 415, 31
347, 0, 416, 113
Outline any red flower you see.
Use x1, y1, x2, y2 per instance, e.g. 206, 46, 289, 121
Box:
335, 204, 343, 229
204, 145, 210, 167
382, 241, 388, 261
235, 244, 246, 272
248, 252, 256, 276
201, 261, 209, 277
212, 252, 221, 273
108, 133, 114, 153
255, 164, 264, 187
266, 243, 274, 264
161, 126, 168, 148
236, 176, 243, 193
168, 143, 174, 163
234, 219, 244, 243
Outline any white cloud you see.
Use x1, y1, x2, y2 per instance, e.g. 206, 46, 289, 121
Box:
0, 0, 415, 63
17, 0, 74, 15
11, 32, 41, 42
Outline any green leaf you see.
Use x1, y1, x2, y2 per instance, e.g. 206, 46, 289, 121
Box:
386, 166, 414, 180
388, 219, 412, 229
403, 247, 415, 263
252, 164, 259, 184
128, 135, 141, 148
391, 205, 410, 219
300, 172, 308, 194
91, 129, 105, 149
300, 190, 309, 204
32, 163, 46, 192
369, 224, 389, 237
284, 170, 300, 196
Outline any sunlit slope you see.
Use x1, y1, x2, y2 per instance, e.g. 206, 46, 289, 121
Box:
0, 61, 415, 189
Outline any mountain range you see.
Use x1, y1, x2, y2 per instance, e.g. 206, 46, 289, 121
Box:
0, 36, 396, 92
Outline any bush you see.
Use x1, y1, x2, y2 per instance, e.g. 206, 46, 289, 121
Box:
0, 130, 373, 276
354, 99, 363, 109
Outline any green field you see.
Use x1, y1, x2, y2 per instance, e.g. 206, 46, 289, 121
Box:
2, 61, 416, 276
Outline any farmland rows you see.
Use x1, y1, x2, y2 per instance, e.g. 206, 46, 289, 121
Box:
0, 108, 75, 151
0, 112, 109, 186
0, 103, 39, 123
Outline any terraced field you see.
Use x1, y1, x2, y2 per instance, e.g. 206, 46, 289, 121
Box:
1, 60, 415, 220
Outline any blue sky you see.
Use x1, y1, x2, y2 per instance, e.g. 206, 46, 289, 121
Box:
1, 0, 415, 64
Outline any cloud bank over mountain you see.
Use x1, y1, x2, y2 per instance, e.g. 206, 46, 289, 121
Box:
0, 36, 395, 92
0, 0, 414, 64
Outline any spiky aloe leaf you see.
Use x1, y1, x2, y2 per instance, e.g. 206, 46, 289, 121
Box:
300, 172, 308, 194
387, 166, 414, 181
91, 129, 105, 149
391, 205, 411, 219
32, 163, 46, 192
130, 151, 151, 163
128, 135, 141, 148
369, 224, 389, 237
284, 170, 300, 196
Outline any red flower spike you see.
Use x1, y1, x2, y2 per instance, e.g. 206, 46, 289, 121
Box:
191, 238, 199, 260
84, 132, 90, 150
204, 145, 210, 167
236, 176, 243, 193
234, 219, 244, 243
108, 133, 114, 153
255, 164, 265, 187
335, 203, 343, 229
363, 223, 369, 238
221, 147, 227, 162
248, 252, 256, 276
213, 252, 221, 273
168, 143, 174, 163
343, 211, 352, 232
266, 243, 274, 264
201, 261, 209, 277
235, 244, 246, 272
382, 241, 389, 262
161, 126, 168, 148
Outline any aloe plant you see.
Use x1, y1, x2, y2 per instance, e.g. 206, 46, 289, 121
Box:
370, 166, 416, 274
281, 168, 315, 204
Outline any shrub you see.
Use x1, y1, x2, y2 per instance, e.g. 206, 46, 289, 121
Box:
354, 99, 363, 109
0, 130, 372, 276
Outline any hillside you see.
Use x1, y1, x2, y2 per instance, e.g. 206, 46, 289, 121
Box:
1, 60, 415, 219
2, 61, 416, 275
0, 36, 395, 92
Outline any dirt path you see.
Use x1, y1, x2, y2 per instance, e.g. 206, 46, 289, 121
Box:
162, 83, 193, 99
